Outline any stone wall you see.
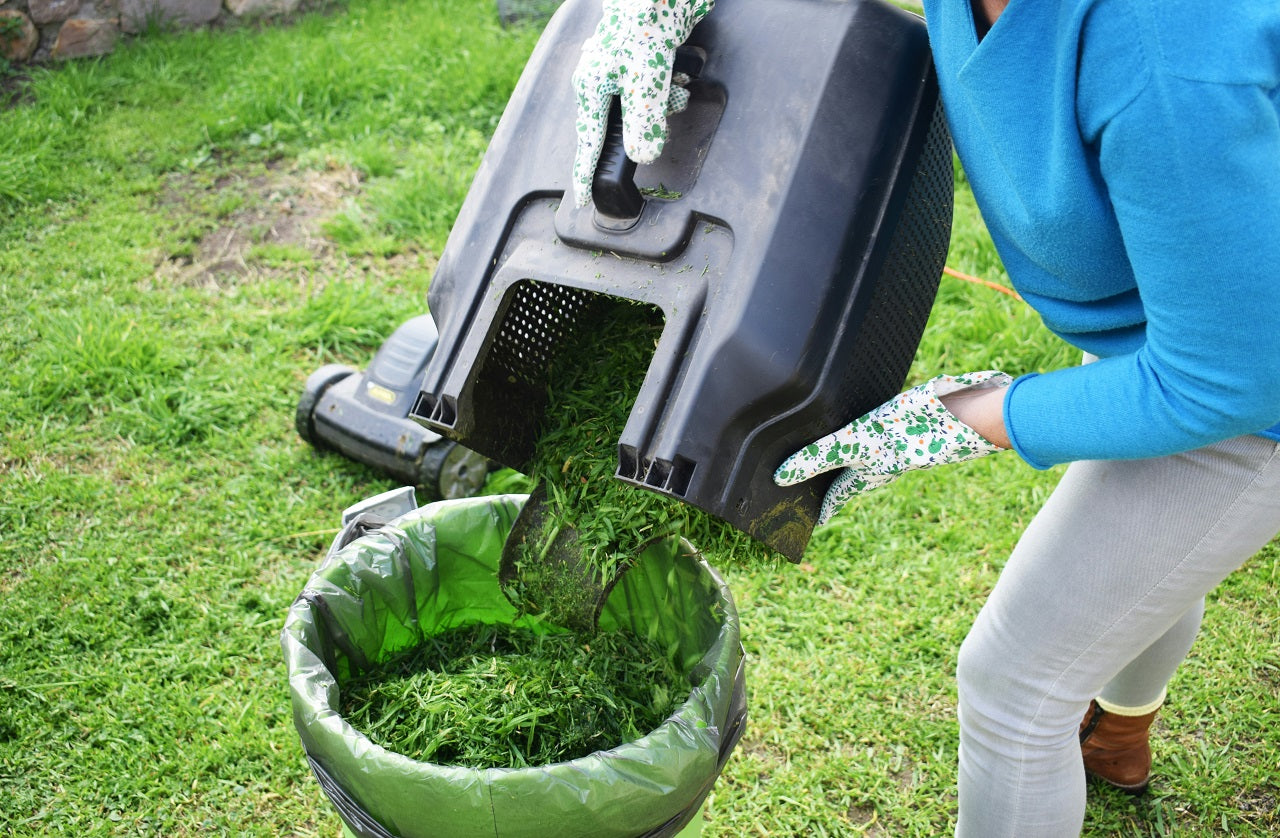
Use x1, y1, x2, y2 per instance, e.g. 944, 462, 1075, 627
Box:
0, 0, 301, 62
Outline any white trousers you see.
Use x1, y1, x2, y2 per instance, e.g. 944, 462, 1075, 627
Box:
954, 433, 1280, 837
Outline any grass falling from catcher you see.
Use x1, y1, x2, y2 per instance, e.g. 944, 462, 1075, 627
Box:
341, 300, 767, 767
340, 624, 683, 768
504, 298, 782, 631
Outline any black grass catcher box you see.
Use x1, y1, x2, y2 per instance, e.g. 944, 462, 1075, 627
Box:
412, 0, 954, 561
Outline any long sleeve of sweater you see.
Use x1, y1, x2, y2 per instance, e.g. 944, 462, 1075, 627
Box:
924, 0, 1280, 468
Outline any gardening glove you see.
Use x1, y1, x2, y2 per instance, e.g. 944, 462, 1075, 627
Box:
571, 0, 714, 207
774, 371, 1013, 524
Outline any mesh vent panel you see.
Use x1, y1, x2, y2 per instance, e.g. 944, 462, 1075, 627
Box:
834, 96, 953, 420
488, 280, 596, 386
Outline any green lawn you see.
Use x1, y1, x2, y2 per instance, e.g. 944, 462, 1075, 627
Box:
1, 0, 1276, 835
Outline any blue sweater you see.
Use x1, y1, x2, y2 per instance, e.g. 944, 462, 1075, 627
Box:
921, 0, 1280, 468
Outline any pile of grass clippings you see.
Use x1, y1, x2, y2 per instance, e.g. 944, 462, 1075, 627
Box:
341, 301, 766, 771
340, 623, 684, 768
503, 299, 781, 631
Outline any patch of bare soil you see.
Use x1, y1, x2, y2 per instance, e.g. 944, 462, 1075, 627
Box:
1236, 785, 1279, 823
846, 804, 889, 836
1, 69, 33, 110
152, 161, 430, 290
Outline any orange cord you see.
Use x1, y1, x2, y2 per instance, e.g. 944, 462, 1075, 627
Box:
943, 266, 1023, 302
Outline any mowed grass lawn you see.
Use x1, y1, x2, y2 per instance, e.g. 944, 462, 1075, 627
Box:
1, 0, 1277, 835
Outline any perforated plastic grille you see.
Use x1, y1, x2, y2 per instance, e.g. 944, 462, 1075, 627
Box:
488, 280, 597, 386
836, 96, 953, 417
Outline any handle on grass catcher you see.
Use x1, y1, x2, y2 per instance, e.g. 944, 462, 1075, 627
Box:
591, 97, 643, 219
589, 47, 706, 219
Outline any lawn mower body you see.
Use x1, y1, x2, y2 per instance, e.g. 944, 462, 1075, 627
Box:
296, 315, 491, 502
411, 0, 954, 560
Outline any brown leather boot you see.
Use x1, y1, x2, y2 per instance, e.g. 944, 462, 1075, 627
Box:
1078, 699, 1158, 794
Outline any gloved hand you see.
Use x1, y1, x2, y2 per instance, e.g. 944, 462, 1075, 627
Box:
774, 371, 1013, 524
571, 0, 714, 207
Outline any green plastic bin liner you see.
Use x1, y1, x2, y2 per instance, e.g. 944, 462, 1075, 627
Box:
281, 495, 747, 838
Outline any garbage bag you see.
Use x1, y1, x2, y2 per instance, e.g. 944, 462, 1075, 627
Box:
282, 495, 747, 838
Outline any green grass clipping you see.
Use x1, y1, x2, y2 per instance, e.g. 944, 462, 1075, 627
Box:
343, 298, 770, 767
339, 624, 683, 768
502, 297, 780, 631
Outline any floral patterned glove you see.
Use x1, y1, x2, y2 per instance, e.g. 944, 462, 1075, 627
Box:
774, 371, 1013, 524
571, 0, 714, 207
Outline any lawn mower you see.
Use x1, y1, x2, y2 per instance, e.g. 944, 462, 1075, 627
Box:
295, 314, 492, 501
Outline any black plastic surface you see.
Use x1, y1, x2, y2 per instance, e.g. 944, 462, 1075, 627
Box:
411, 0, 953, 560
591, 98, 643, 220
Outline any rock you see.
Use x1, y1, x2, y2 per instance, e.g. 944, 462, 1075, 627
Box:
224, 0, 299, 17
50, 16, 119, 59
29, 0, 82, 26
120, 0, 220, 33
0, 10, 39, 63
